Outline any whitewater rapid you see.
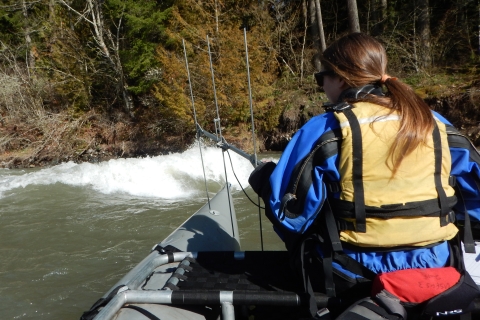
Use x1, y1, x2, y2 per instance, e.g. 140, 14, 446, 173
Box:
0, 144, 261, 199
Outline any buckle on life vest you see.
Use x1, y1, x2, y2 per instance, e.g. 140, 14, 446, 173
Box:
332, 102, 352, 112
449, 175, 456, 187
326, 181, 341, 194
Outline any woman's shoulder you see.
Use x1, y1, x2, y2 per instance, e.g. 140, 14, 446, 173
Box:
300, 111, 339, 132
432, 110, 453, 126
281, 112, 340, 159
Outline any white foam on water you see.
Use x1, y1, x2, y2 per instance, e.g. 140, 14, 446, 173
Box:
0, 143, 255, 200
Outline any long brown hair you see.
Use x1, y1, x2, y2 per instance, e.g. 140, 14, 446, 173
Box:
320, 33, 434, 174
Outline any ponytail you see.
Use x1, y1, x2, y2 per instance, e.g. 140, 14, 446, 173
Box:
383, 78, 434, 175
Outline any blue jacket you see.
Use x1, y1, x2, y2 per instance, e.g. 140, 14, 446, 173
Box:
250, 109, 480, 275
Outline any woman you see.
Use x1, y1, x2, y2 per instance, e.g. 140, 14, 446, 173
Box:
249, 33, 480, 317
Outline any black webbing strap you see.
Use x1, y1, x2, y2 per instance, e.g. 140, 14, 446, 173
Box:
341, 108, 367, 232
332, 252, 376, 280
317, 198, 344, 299
153, 244, 182, 263
300, 234, 331, 317
323, 199, 343, 252
462, 204, 476, 254
455, 185, 476, 253
432, 124, 451, 227
322, 249, 336, 299
125, 305, 162, 320
323, 200, 375, 281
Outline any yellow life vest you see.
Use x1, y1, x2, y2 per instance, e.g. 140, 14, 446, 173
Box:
332, 102, 458, 248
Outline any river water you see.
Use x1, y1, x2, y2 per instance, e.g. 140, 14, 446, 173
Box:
0, 145, 283, 320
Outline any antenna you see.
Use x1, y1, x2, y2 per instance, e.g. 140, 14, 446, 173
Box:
243, 27, 264, 251
207, 35, 236, 238
182, 39, 211, 210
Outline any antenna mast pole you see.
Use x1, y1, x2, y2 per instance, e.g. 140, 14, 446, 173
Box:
183, 39, 211, 210
243, 26, 264, 251
207, 35, 236, 238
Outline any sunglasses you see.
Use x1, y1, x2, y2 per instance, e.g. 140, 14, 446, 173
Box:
314, 70, 335, 87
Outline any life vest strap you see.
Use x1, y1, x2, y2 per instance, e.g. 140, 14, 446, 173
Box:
341, 107, 367, 233
454, 184, 476, 253
329, 196, 457, 220
332, 251, 376, 280
325, 181, 341, 194
432, 123, 451, 227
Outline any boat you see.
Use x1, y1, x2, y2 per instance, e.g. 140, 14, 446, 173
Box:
79, 121, 480, 319
81, 35, 480, 320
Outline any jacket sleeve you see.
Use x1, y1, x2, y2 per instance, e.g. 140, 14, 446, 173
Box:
434, 112, 480, 223
264, 113, 341, 237
448, 132, 480, 222
248, 161, 276, 202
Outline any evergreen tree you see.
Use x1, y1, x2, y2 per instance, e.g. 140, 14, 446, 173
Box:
105, 0, 173, 95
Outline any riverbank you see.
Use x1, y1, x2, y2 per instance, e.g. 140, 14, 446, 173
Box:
1, 85, 479, 169
0, 110, 187, 169
0, 106, 266, 169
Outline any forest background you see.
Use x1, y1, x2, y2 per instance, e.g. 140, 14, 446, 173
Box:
0, 0, 479, 168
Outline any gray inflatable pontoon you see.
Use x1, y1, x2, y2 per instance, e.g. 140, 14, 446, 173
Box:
81, 182, 480, 320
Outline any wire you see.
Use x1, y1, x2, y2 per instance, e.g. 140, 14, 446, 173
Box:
225, 149, 265, 210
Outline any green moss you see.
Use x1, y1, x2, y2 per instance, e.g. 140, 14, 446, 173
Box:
403, 69, 479, 99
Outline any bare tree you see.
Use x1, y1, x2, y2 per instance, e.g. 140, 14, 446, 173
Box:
308, 0, 321, 70
21, 0, 35, 75
308, 0, 319, 46
380, 0, 387, 29
347, 0, 361, 33
314, 0, 326, 52
59, 0, 134, 116
417, 0, 431, 69
301, 0, 308, 82
372, 0, 387, 36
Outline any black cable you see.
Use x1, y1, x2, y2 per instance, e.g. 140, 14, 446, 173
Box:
225, 149, 265, 210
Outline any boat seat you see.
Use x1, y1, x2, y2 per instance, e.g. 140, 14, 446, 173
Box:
153, 251, 339, 319
163, 251, 303, 292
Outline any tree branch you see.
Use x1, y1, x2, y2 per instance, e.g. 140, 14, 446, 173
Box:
58, 0, 94, 25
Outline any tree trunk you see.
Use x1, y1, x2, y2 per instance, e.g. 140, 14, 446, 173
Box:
314, 0, 326, 52
61, 0, 134, 116
308, 0, 322, 70
347, 0, 361, 33
22, 0, 35, 74
372, 0, 387, 36
417, 0, 431, 69
381, 0, 387, 27
301, 0, 308, 83
412, 3, 419, 73
308, 0, 319, 47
